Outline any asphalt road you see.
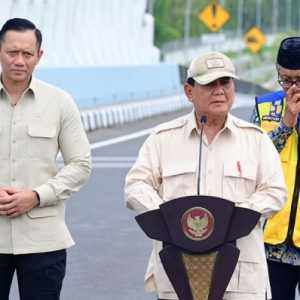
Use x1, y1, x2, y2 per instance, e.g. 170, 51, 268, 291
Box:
10, 98, 299, 300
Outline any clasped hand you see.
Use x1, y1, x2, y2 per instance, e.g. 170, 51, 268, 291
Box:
0, 188, 39, 218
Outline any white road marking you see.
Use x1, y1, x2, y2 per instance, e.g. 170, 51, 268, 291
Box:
90, 128, 152, 150
91, 156, 136, 161
58, 161, 134, 169
85, 128, 152, 168
58, 127, 149, 168
92, 162, 133, 168
58, 156, 137, 169
64, 98, 252, 169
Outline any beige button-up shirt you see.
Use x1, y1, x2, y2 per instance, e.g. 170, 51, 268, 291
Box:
0, 77, 91, 254
125, 112, 286, 300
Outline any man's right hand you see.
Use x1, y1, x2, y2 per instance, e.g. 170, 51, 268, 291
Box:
0, 189, 9, 198
0, 189, 10, 216
283, 85, 300, 127
0, 188, 39, 217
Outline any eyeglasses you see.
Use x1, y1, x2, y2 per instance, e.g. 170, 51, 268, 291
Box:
278, 76, 300, 88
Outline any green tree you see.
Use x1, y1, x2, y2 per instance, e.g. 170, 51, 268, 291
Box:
153, 0, 300, 47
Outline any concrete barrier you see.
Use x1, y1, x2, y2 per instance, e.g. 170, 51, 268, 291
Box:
80, 94, 191, 131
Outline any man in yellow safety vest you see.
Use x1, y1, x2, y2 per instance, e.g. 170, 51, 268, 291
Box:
253, 37, 300, 300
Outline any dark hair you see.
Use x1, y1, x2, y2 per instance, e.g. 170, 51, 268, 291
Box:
0, 18, 42, 49
186, 77, 195, 86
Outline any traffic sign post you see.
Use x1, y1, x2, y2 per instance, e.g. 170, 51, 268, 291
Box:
243, 27, 266, 54
199, 3, 230, 32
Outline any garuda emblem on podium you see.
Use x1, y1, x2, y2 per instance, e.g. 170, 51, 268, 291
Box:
181, 207, 214, 241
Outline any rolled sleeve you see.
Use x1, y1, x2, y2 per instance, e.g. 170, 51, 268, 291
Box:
125, 133, 163, 213
34, 95, 91, 206
33, 184, 57, 207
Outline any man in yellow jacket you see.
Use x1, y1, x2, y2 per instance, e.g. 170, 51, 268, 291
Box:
253, 37, 300, 300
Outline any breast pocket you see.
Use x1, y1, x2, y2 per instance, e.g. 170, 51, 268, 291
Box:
227, 230, 265, 293
26, 206, 58, 242
0, 124, 3, 158
226, 260, 265, 293
0, 123, 10, 159
222, 160, 257, 202
27, 124, 57, 159
162, 164, 196, 200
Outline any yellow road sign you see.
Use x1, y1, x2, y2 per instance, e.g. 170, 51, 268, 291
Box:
199, 3, 230, 32
244, 27, 266, 53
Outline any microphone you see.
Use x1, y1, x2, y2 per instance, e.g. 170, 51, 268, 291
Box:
197, 115, 207, 196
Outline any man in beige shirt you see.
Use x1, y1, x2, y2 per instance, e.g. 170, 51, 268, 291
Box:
125, 51, 287, 300
0, 18, 91, 299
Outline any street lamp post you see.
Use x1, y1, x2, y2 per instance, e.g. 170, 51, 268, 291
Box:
184, 0, 192, 63
256, 0, 262, 28
286, 0, 292, 31
147, 0, 154, 15
237, 0, 244, 36
272, 0, 278, 34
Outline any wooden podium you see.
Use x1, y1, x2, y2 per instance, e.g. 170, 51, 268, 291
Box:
136, 195, 260, 300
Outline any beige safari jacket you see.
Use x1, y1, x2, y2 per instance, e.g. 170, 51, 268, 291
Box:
0, 78, 91, 254
125, 112, 286, 300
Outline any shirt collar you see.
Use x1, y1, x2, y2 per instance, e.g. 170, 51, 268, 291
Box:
0, 78, 5, 93
185, 111, 236, 137
185, 110, 198, 137
27, 77, 38, 94
0, 75, 36, 98
224, 113, 236, 135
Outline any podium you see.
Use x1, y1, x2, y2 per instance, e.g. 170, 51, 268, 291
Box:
135, 195, 260, 300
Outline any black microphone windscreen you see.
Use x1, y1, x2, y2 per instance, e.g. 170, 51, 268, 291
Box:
200, 115, 207, 124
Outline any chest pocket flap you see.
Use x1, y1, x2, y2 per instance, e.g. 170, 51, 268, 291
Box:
224, 160, 257, 180
162, 163, 195, 177
161, 162, 196, 200
28, 124, 56, 138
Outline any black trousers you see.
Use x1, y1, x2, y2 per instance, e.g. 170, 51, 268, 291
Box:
268, 259, 300, 300
0, 249, 66, 300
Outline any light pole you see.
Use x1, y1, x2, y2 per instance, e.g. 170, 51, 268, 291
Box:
286, 0, 292, 31
272, 0, 278, 34
237, 0, 244, 36
184, 0, 192, 63
147, 0, 155, 15
299, 0, 300, 32
256, 0, 262, 28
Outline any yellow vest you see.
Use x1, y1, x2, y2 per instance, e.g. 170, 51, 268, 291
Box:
256, 91, 300, 247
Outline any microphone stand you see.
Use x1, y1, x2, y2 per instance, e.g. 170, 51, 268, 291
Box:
197, 115, 207, 196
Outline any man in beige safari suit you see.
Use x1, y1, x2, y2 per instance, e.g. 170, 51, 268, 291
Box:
125, 51, 287, 300
0, 18, 91, 299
